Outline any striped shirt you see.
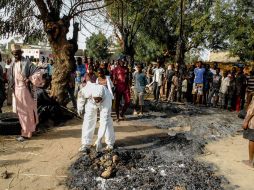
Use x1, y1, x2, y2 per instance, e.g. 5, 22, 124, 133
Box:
246, 75, 254, 92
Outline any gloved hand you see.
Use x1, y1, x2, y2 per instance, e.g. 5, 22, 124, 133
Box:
95, 139, 102, 152
77, 109, 83, 117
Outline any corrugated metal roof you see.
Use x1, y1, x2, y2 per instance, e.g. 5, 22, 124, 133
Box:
208, 51, 239, 63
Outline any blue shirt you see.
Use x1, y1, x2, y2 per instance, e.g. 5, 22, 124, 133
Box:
133, 72, 148, 92
75, 64, 86, 83
194, 68, 205, 84
47, 64, 53, 76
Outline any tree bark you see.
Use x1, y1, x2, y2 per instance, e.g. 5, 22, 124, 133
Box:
44, 17, 78, 105
176, 0, 185, 102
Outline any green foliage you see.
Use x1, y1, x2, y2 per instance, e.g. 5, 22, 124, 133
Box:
107, 0, 216, 62
208, 0, 254, 61
86, 32, 110, 60
228, 0, 254, 61
105, 0, 153, 57
135, 32, 165, 62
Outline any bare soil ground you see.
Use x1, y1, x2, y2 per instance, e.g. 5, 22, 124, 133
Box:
0, 118, 166, 190
200, 135, 254, 190
0, 106, 254, 190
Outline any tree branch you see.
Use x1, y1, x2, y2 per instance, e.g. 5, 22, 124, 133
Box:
34, 0, 49, 20
68, 0, 104, 18
130, 2, 152, 43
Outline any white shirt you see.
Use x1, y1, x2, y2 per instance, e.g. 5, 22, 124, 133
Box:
220, 77, 230, 94
153, 67, 164, 86
0, 62, 5, 72
182, 79, 188, 92
5, 64, 11, 69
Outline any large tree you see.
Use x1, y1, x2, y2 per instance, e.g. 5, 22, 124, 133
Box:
104, 0, 153, 64
0, 0, 111, 105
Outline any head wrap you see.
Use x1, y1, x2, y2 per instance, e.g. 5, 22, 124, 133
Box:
11, 44, 22, 52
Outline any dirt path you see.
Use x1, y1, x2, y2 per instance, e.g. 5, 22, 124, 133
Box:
200, 135, 254, 190
0, 118, 167, 190
1, 113, 254, 190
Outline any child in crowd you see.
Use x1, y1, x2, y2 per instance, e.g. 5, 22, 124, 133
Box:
168, 72, 179, 102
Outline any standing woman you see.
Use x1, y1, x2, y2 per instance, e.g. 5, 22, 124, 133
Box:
83, 64, 97, 85
96, 68, 114, 98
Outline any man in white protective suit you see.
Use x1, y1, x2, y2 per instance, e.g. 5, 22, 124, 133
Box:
77, 82, 115, 153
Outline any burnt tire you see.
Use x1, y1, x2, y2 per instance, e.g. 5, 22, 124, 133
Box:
0, 112, 21, 135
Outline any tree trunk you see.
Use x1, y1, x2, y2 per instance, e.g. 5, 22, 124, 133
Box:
176, 0, 185, 102
176, 39, 186, 102
44, 18, 78, 105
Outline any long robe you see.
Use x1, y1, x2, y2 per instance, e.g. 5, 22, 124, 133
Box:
12, 59, 44, 134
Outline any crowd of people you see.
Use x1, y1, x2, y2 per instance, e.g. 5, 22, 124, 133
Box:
2, 49, 254, 126
0, 45, 253, 166
146, 60, 254, 112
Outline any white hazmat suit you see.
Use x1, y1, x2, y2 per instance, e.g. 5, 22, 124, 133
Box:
77, 82, 115, 151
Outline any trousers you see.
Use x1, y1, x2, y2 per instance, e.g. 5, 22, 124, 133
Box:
81, 100, 115, 146
153, 82, 161, 101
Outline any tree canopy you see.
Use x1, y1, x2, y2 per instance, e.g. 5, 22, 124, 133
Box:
104, 0, 254, 63
86, 31, 110, 60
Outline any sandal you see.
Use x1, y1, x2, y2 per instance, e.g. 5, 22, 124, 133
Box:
16, 136, 29, 142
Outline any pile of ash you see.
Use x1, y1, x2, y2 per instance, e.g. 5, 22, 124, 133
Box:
138, 103, 242, 141
66, 103, 240, 190
146, 102, 202, 115
67, 139, 227, 190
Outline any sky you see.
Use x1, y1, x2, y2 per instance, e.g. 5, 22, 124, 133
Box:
0, 10, 209, 60
0, 18, 113, 50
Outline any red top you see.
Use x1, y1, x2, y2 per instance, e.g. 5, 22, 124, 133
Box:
111, 66, 129, 91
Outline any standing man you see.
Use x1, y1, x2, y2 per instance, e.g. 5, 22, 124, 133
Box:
77, 82, 115, 152
192, 61, 205, 105
246, 69, 254, 108
235, 67, 246, 111
74, 57, 86, 98
9, 44, 45, 142
208, 68, 222, 107
146, 62, 153, 84
187, 64, 195, 103
111, 56, 130, 122
165, 64, 175, 101
242, 97, 254, 168
219, 71, 230, 109
203, 64, 213, 105
133, 63, 147, 116
153, 60, 165, 102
